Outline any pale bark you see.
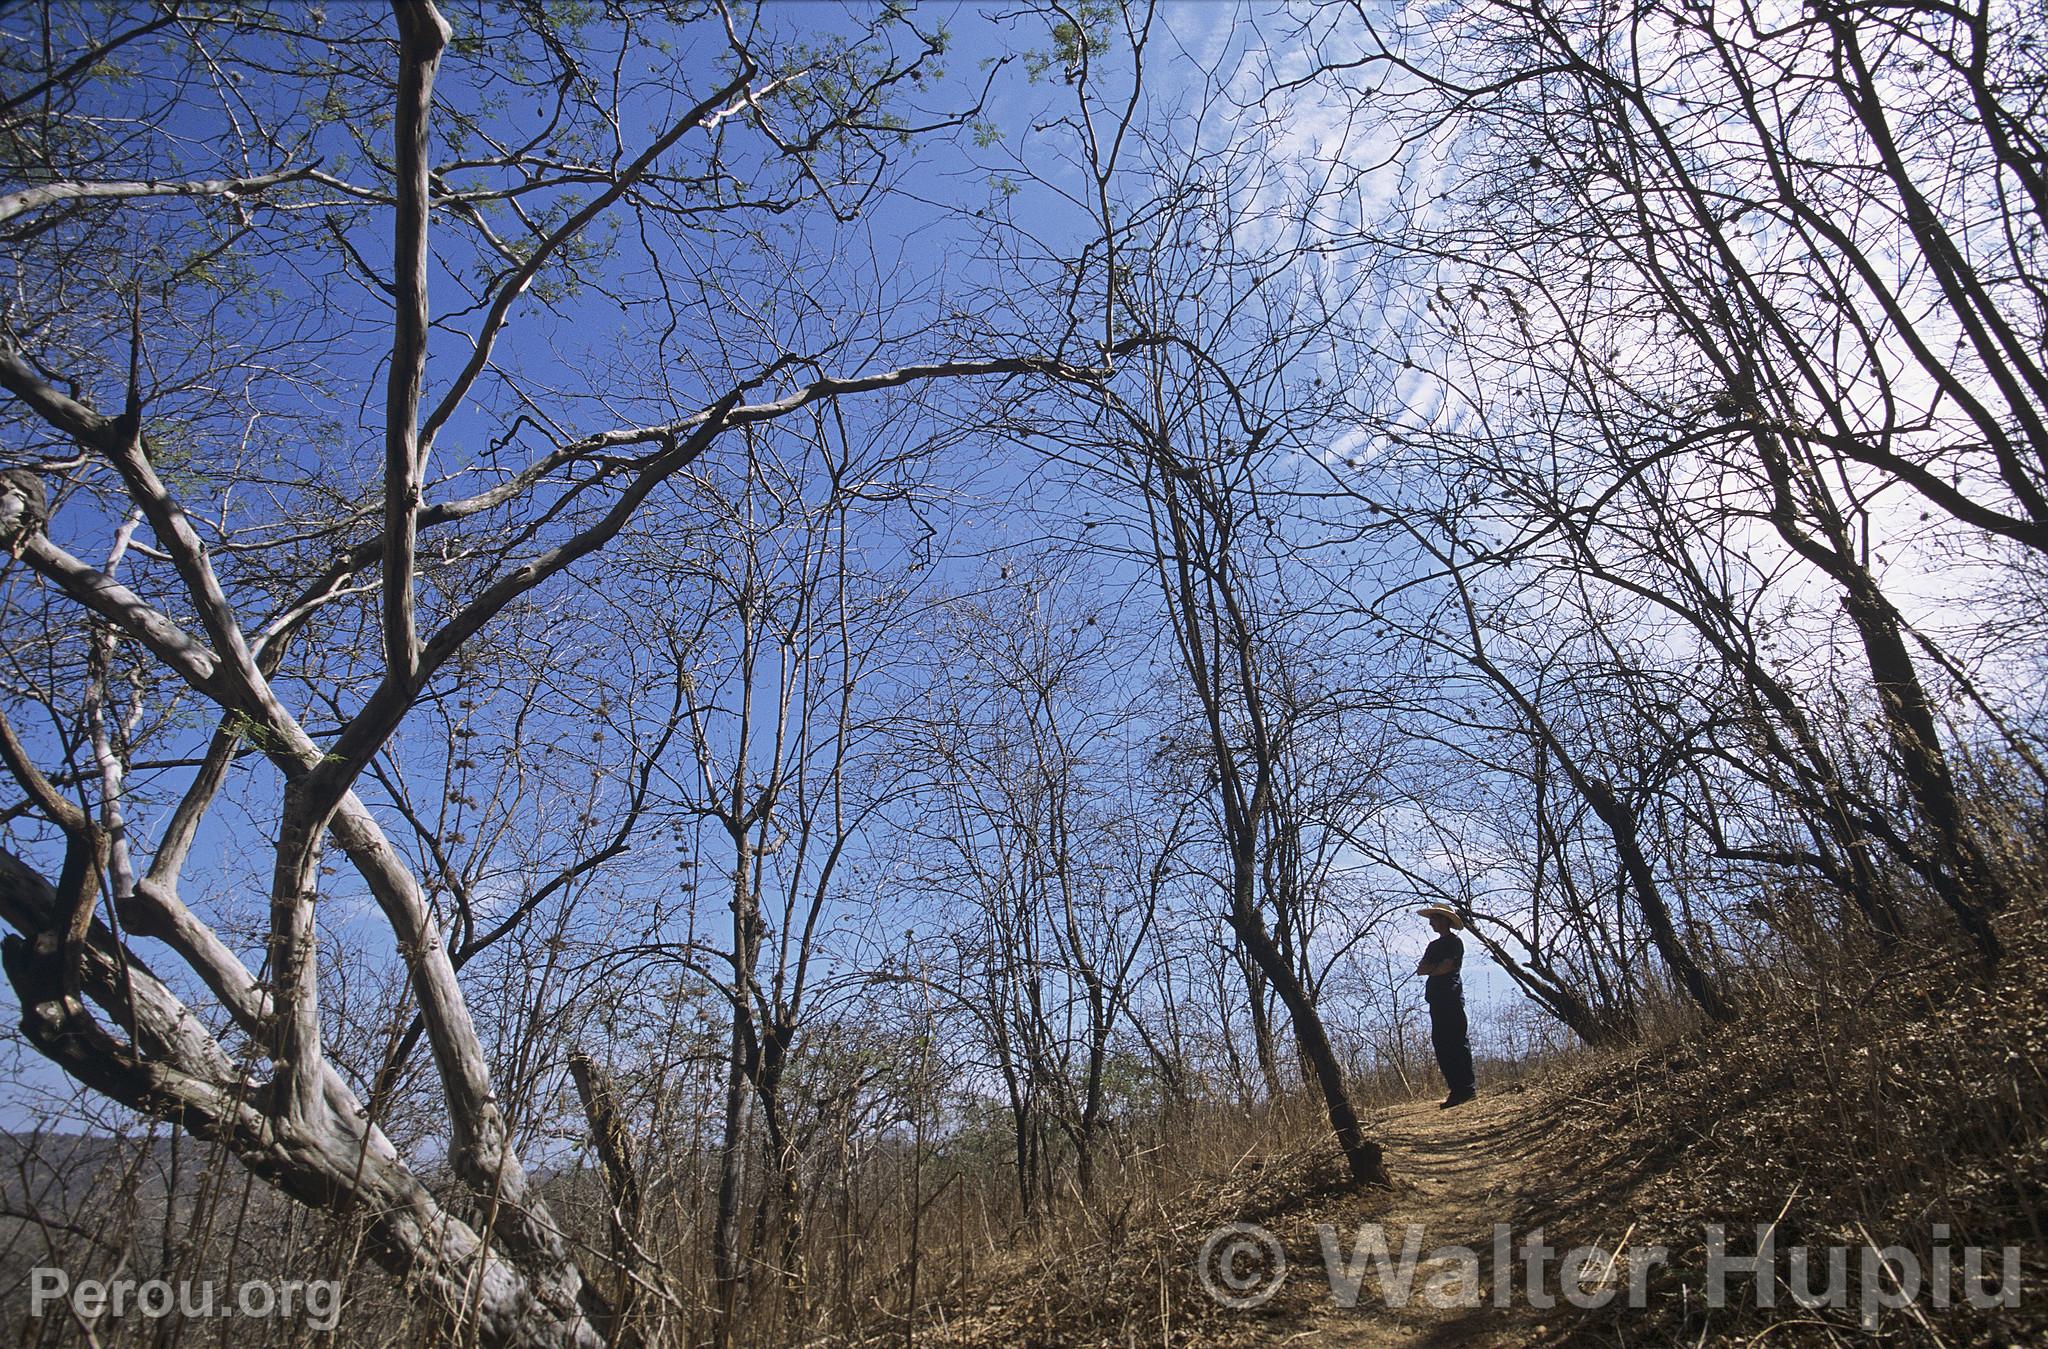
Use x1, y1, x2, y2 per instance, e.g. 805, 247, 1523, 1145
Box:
0, 166, 319, 227
0, 851, 607, 1349
381, 0, 450, 682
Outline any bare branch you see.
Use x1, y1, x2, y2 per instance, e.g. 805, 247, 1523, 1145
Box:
0, 166, 320, 228
381, 0, 452, 684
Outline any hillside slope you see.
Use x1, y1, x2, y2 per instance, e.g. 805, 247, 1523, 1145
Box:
918, 901, 2046, 1347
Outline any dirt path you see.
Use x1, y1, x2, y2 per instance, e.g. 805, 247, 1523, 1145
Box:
1228, 1086, 1570, 1347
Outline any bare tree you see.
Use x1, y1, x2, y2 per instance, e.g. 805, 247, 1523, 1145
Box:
582, 413, 949, 1335
1299, 0, 2042, 962
902, 561, 1171, 1209
0, 5, 1121, 1344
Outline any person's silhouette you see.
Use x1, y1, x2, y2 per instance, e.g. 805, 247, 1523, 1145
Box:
1415, 906, 1476, 1107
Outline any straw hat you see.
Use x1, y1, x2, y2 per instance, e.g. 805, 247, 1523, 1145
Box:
1417, 905, 1465, 930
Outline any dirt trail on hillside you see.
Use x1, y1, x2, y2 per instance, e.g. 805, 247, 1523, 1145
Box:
1232, 1087, 1578, 1347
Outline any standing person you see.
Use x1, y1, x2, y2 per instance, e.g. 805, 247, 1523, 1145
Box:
1415, 906, 1477, 1108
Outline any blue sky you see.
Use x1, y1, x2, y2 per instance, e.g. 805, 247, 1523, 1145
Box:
17, 0, 2006, 1137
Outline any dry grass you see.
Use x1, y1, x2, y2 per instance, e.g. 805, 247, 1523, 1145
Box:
871, 1064, 1566, 1347
851, 1096, 1349, 1348
867, 899, 2048, 1348
1517, 897, 2048, 1346
7, 902, 2039, 1347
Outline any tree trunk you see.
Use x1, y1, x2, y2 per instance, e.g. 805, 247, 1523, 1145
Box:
754, 1031, 806, 1293
1572, 774, 1736, 1022
1836, 570, 2006, 956
712, 835, 759, 1346
1, 851, 608, 1349
1757, 435, 2007, 958
1444, 583, 1736, 1024
1241, 955, 1284, 1101
569, 1050, 644, 1348
1228, 905, 1388, 1187
1466, 921, 1635, 1048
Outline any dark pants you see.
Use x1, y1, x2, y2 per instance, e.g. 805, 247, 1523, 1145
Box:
1429, 995, 1475, 1094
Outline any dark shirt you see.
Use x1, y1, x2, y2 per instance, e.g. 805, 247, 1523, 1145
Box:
1423, 932, 1464, 1006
